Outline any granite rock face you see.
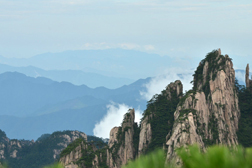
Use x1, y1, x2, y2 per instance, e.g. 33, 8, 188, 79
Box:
107, 109, 138, 168
166, 49, 240, 163
60, 141, 85, 167
138, 80, 183, 155
138, 115, 152, 156
166, 80, 183, 100
108, 127, 119, 148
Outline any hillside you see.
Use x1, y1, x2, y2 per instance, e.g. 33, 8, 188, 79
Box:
0, 130, 88, 168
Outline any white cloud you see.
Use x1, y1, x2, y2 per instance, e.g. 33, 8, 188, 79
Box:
93, 102, 142, 139
81, 42, 112, 50
119, 43, 140, 50
144, 45, 155, 51
79, 42, 155, 53
140, 68, 194, 101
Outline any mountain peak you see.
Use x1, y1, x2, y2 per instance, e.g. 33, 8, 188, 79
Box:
166, 49, 240, 163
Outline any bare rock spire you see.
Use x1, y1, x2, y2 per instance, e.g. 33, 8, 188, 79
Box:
246, 64, 250, 88
218, 48, 221, 56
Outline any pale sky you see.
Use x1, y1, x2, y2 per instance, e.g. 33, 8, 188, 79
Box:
0, 0, 252, 69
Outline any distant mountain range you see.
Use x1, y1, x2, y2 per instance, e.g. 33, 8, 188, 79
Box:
0, 49, 183, 80
0, 72, 150, 140
0, 63, 134, 89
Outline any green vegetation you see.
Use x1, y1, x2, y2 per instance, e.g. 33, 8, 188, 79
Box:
142, 88, 180, 154
75, 140, 108, 168
236, 80, 252, 147
87, 135, 106, 144
59, 135, 108, 168
178, 90, 196, 107
179, 109, 197, 118
133, 123, 140, 158
177, 145, 252, 168
123, 149, 166, 168
43, 163, 63, 168
60, 138, 86, 157
0, 130, 7, 143
123, 145, 252, 168
0, 131, 87, 168
36, 134, 51, 141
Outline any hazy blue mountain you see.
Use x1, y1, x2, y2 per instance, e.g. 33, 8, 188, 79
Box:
32, 95, 107, 116
0, 63, 134, 89
0, 71, 149, 139
0, 49, 180, 79
0, 104, 107, 140
0, 72, 149, 117
0, 72, 92, 116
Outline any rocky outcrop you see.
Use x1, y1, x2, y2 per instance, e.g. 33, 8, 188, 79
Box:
166, 49, 240, 163
54, 131, 87, 158
108, 127, 119, 148
60, 141, 85, 167
60, 137, 108, 168
166, 80, 183, 100
0, 130, 35, 160
92, 154, 99, 168
138, 80, 183, 155
138, 115, 152, 155
107, 109, 138, 168
246, 64, 252, 88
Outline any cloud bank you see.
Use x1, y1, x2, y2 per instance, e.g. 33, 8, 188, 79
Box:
140, 68, 194, 101
93, 102, 142, 139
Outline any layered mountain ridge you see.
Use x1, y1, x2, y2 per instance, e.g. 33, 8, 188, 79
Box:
0, 71, 149, 140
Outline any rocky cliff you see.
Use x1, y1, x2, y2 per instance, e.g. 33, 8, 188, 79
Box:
166, 49, 240, 163
138, 80, 182, 155
106, 109, 138, 168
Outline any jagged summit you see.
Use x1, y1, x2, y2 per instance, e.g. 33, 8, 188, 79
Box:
193, 49, 233, 94
166, 49, 240, 163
